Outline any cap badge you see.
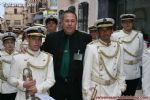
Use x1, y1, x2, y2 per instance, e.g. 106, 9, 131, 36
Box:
103, 18, 107, 22
37, 28, 42, 33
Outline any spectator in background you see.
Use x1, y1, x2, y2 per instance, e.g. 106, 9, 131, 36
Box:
45, 15, 58, 34
88, 25, 98, 40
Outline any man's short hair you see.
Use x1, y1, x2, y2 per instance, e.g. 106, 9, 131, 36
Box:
62, 10, 77, 20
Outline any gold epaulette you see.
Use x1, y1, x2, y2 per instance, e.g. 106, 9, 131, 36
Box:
89, 39, 99, 45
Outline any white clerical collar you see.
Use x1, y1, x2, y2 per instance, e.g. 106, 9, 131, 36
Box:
27, 48, 40, 57
99, 39, 111, 46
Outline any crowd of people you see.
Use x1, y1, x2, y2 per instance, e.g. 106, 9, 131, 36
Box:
0, 10, 150, 100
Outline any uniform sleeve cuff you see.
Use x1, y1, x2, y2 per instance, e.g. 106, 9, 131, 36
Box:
17, 80, 26, 91
36, 85, 43, 93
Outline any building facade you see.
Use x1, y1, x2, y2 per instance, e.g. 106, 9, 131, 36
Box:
25, 0, 57, 25
57, 0, 150, 40
0, 17, 5, 32
4, 3, 25, 31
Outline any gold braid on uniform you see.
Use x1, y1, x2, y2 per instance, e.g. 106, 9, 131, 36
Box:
27, 50, 35, 56
123, 48, 138, 57
27, 53, 51, 92
0, 52, 19, 81
0, 52, 19, 64
122, 32, 138, 43
98, 43, 120, 80
27, 53, 51, 69
99, 41, 120, 58
0, 61, 7, 81
100, 54, 118, 80
122, 32, 139, 57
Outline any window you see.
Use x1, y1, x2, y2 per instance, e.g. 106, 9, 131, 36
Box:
38, 2, 42, 8
58, 10, 64, 30
50, 0, 57, 7
14, 8, 17, 14
14, 20, 21, 25
78, 2, 89, 32
6, 20, 10, 26
98, 0, 109, 19
30, 5, 34, 13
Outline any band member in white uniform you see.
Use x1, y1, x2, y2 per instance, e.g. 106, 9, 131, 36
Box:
111, 14, 144, 96
8, 27, 55, 100
142, 47, 150, 97
82, 18, 126, 100
0, 32, 18, 100
20, 26, 47, 51
88, 25, 98, 40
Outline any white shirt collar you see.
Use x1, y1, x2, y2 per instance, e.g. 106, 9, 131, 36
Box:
27, 48, 40, 57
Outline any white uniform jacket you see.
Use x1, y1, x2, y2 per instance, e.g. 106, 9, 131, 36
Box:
142, 48, 150, 96
8, 49, 55, 100
111, 30, 144, 80
82, 40, 126, 100
0, 50, 18, 94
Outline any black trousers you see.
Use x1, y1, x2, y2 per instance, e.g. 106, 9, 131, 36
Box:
122, 78, 140, 96
50, 78, 82, 100
0, 93, 16, 100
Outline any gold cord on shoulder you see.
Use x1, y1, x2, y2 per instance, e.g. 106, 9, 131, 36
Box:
122, 32, 138, 43
0, 61, 7, 81
98, 42, 121, 80
122, 32, 140, 57
123, 48, 138, 57
100, 55, 118, 80
99, 42, 120, 58
27, 53, 51, 69
26, 50, 35, 56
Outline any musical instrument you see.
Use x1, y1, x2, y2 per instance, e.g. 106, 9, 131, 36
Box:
23, 68, 40, 100
91, 84, 97, 100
